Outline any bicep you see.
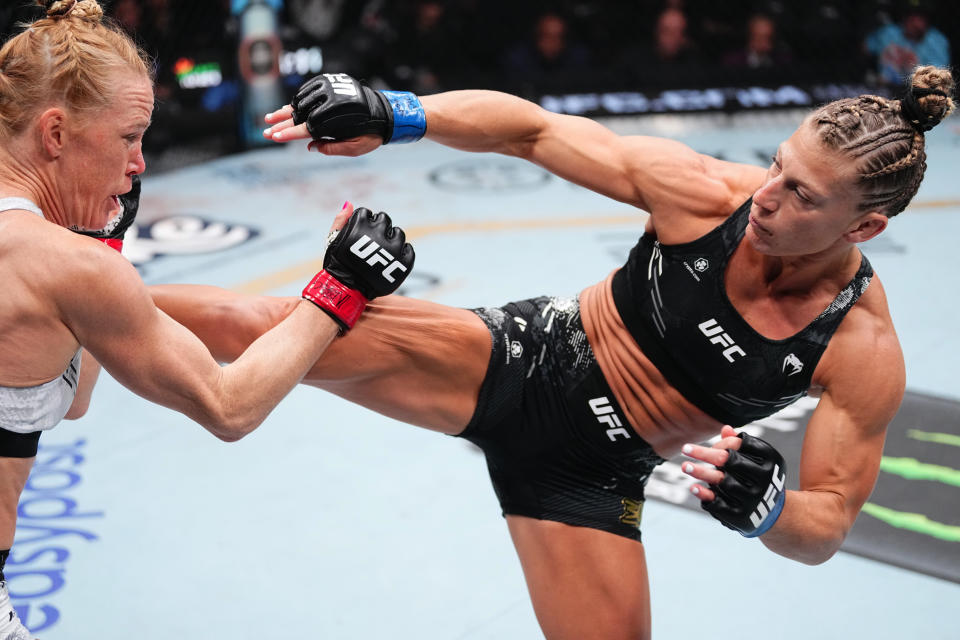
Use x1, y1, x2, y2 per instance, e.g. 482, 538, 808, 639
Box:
524, 116, 710, 211
62, 257, 223, 421
528, 116, 758, 219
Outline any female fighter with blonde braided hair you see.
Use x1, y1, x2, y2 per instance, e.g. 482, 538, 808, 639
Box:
0, 3, 414, 637
154, 65, 954, 639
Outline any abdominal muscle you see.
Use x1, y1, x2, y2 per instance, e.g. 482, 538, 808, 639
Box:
579, 272, 722, 458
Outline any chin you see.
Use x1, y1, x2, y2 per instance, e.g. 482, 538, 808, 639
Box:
745, 226, 772, 252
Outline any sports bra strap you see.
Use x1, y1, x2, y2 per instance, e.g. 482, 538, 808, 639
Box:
0, 197, 42, 217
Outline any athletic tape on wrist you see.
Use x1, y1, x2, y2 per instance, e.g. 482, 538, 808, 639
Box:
382, 91, 426, 144
302, 270, 368, 330
742, 487, 785, 538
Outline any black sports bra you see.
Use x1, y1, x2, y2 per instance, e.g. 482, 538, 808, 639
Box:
610, 198, 872, 427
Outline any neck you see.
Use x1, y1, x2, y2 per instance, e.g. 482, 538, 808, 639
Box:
750, 242, 860, 295
0, 143, 67, 226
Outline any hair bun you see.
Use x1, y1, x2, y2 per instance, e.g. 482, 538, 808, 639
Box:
37, 0, 104, 21
902, 65, 956, 133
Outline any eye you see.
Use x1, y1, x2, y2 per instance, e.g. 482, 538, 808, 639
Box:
769, 155, 781, 172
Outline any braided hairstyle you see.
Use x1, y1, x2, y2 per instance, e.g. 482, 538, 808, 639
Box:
0, 0, 151, 139
810, 65, 954, 217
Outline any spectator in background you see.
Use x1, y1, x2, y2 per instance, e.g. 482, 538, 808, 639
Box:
383, 1, 465, 94
500, 11, 591, 95
653, 7, 696, 65
287, 0, 348, 42
619, 6, 703, 89
723, 13, 792, 71
721, 12, 795, 84
111, 0, 143, 35
865, 1, 951, 87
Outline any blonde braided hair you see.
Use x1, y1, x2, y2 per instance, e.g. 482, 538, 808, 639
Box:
810, 65, 954, 217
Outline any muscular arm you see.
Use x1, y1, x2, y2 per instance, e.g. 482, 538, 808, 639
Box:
426, 91, 758, 218
58, 239, 336, 441
272, 88, 759, 220
761, 319, 904, 564
149, 285, 296, 364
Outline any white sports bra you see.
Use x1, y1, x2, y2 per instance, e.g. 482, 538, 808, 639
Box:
0, 197, 81, 434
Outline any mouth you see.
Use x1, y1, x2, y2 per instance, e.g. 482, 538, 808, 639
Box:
748, 215, 772, 236
108, 193, 122, 215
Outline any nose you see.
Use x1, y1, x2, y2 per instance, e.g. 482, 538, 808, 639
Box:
127, 143, 146, 176
753, 176, 780, 215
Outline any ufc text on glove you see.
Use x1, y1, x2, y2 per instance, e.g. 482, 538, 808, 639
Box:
701, 432, 787, 537
291, 73, 426, 144
302, 207, 415, 332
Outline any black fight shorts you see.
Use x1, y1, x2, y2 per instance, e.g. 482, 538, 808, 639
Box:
460, 296, 665, 541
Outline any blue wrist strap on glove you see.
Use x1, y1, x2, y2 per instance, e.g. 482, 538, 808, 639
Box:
382, 91, 426, 144
742, 487, 785, 538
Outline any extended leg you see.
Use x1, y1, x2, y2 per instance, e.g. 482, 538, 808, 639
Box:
151, 285, 492, 433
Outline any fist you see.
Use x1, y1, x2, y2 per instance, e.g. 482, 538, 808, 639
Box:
323, 207, 415, 300
291, 73, 392, 142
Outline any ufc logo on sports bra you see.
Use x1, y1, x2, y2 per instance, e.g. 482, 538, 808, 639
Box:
325, 73, 358, 96
588, 397, 632, 442
698, 318, 746, 363
350, 235, 408, 283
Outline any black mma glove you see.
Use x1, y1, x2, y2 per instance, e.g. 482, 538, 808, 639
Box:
302, 207, 415, 332
291, 73, 426, 144
74, 174, 141, 252
702, 432, 786, 537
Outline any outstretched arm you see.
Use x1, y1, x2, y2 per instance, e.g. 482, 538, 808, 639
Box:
63, 242, 337, 442
265, 75, 760, 218
55, 206, 413, 441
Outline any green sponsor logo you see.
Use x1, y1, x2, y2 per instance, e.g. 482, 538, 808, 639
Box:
879, 456, 960, 488
861, 503, 960, 542
907, 429, 960, 449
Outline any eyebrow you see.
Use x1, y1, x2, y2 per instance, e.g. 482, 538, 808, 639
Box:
126, 119, 152, 133
775, 145, 826, 201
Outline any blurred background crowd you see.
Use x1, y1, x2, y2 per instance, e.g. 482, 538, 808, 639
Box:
1, 0, 955, 164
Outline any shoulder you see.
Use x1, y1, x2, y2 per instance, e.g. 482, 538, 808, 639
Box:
6, 217, 146, 306
634, 141, 764, 233
814, 274, 905, 418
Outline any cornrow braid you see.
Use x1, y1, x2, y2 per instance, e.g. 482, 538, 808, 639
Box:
810, 66, 954, 217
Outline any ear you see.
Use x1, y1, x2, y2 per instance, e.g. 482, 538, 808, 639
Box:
36, 107, 68, 159
843, 211, 887, 244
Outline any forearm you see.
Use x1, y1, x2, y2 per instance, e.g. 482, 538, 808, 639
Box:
421, 90, 551, 156
759, 490, 850, 565
200, 300, 337, 440
151, 284, 295, 363
421, 91, 640, 203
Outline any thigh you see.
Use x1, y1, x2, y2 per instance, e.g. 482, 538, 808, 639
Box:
304, 295, 493, 434
507, 515, 651, 640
